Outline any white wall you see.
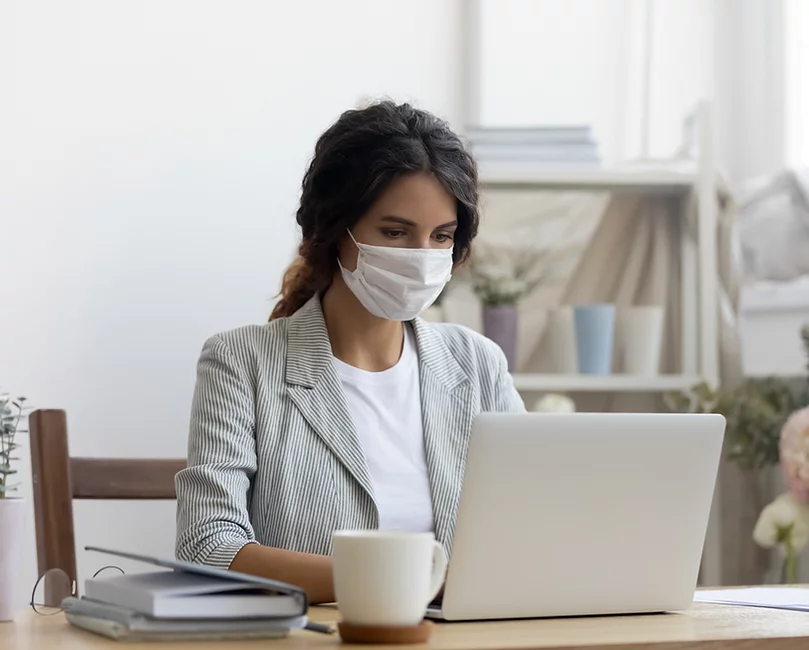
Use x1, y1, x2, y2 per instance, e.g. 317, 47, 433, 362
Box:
470, 0, 786, 182
476, 0, 629, 162
0, 0, 463, 608
714, 0, 786, 183
646, 0, 714, 158
472, 0, 714, 163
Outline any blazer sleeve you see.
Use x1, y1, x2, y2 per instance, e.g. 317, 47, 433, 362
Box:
479, 336, 526, 413
175, 334, 258, 569
494, 351, 526, 413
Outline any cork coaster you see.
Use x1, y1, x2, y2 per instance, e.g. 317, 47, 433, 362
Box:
337, 620, 433, 644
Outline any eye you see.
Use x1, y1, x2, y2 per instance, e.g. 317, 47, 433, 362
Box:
433, 232, 454, 243
381, 229, 406, 239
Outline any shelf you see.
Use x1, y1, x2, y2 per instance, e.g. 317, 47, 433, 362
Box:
511, 373, 701, 393
479, 168, 698, 193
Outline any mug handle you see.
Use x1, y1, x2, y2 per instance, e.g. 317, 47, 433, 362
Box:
427, 542, 448, 602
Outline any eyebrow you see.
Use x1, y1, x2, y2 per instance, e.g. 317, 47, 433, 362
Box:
380, 215, 458, 229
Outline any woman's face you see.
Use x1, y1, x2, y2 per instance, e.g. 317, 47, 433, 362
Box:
338, 172, 457, 272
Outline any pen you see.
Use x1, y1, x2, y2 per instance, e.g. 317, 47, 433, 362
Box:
305, 621, 336, 635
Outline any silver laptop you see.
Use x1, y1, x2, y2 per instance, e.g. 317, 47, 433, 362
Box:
427, 412, 725, 621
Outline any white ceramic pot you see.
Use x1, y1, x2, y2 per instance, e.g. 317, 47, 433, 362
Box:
546, 307, 578, 373
617, 306, 665, 375
0, 498, 26, 622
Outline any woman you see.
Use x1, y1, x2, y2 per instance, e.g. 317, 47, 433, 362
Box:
175, 101, 524, 603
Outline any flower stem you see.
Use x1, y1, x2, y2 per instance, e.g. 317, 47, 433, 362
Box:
783, 542, 798, 584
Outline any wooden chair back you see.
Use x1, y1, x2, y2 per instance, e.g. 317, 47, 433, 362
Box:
29, 409, 186, 599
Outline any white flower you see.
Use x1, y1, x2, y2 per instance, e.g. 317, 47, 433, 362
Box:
478, 261, 514, 284
534, 394, 576, 413
753, 492, 809, 551
499, 278, 530, 297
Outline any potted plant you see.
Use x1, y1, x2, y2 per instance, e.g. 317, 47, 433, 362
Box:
0, 392, 28, 622
666, 325, 809, 583
465, 244, 552, 371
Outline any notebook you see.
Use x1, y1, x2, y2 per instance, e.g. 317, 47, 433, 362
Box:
63, 597, 305, 642
84, 570, 303, 619
694, 587, 809, 611
63, 546, 310, 640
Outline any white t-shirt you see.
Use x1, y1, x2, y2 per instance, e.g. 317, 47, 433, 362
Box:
332, 324, 434, 533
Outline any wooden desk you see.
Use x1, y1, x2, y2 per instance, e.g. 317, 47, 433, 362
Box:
4, 603, 809, 650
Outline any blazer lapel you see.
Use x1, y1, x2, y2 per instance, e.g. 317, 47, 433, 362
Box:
411, 318, 473, 556
285, 297, 377, 508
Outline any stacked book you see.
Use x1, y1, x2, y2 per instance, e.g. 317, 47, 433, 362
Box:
61, 547, 309, 642
467, 125, 601, 170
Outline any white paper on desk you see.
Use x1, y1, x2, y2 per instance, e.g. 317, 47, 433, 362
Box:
694, 588, 809, 611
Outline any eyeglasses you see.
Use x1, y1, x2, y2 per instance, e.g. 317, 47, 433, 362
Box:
30, 565, 125, 615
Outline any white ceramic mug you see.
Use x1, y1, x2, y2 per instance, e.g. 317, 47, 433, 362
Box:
332, 530, 447, 627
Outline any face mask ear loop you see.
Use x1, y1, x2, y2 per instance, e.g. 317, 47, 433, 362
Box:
337, 228, 362, 272
346, 228, 361, 250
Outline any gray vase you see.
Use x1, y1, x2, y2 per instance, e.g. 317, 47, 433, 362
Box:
482, 305, 518, 372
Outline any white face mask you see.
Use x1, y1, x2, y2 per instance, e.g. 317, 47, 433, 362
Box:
338, 230, 453, 321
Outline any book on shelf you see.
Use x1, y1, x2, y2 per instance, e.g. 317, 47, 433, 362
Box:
466, 125, 597, 145
467, 124, 602, 169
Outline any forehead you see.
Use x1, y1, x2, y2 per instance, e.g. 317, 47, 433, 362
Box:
365, 173, 457, 226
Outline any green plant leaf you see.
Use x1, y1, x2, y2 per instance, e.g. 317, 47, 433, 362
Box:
0, 482, 21, 496
0, 393, 31, 494
665, 374, 803, 470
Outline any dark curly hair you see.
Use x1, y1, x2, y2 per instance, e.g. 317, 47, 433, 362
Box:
270, 101, 479, 320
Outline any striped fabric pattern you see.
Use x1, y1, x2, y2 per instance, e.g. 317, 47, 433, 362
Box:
175, 295, 525, 569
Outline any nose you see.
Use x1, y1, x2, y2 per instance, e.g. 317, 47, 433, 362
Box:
413, 231, 432, 249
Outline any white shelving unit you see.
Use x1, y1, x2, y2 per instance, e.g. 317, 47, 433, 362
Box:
512, 374, 702, 393
478, 168, 698, 194
481, 105, 720, 401
478, 105, 723, 586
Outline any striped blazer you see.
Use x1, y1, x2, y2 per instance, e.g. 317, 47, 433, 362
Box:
175, 295, 525, 570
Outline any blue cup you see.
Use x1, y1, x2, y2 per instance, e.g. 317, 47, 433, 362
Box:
574, 304, 616, 375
